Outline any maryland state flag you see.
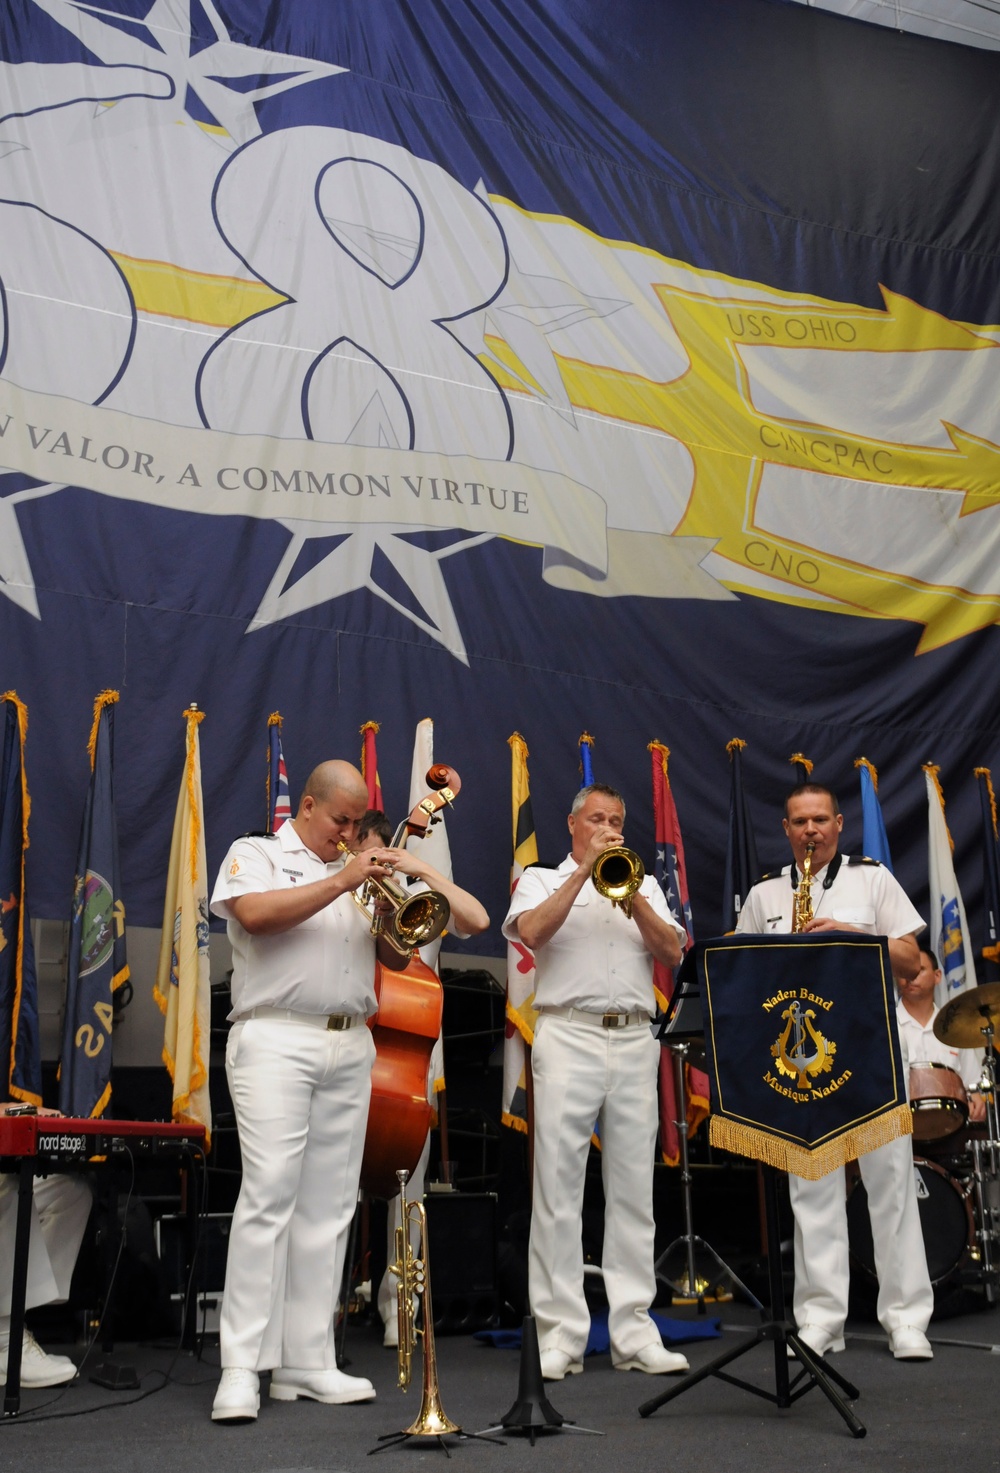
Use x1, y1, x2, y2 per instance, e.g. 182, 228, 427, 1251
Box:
360, 720, 384, 812
154, 707, 212, 1143
59, 691, 129, 1118
502, 732, 539, 1133
0, 692, 41, 1106
649, 741, 708, 1166
702, 933, 911, 1179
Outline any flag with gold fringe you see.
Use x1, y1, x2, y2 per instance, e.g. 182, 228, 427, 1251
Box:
924, 763, 975, 1005
788, 752, 813, 786
578, 731, 594, 787
360, 720, 384, 812
702, 933, 912, 1179
855, 756, 893, 870
649, 741, 709, 1165
267, 712, 292, 832
408, 716, 448, 1101
0, 692, 41, 1106
502, 732, 538, 1133
59, 691, 129, 1118
975, 767, 1000, 983
154, 707, 212, 1144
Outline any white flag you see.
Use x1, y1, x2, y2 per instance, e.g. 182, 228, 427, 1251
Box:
924, 764, 975, 1007
407, 717, 450, 1093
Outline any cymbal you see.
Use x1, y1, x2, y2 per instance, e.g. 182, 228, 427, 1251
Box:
933, 983, 1000, 1049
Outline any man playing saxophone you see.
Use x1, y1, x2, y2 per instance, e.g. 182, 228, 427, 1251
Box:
736, 783, 933, 1361
502, 783, 689, 1382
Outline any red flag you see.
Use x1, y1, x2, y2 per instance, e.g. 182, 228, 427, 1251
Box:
649, 742, 709, 1167
359, 720, 384, 811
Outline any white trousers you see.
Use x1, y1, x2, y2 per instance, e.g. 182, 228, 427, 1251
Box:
0, 1173, 93, 1317
221, 1017, 376, 1371
789, 1133, 933, 1337
529, 1014, 662, 1363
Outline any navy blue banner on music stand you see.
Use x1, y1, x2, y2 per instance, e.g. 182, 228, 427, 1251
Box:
699, 933, 911, 1178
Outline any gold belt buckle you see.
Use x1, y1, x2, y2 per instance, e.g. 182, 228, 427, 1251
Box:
602, 1012, 622, 1029
327, 1014, 350, 1031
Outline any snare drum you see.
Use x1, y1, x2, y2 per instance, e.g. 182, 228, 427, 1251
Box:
909, 1063, 969, 1142
848, 1157, 974, 1285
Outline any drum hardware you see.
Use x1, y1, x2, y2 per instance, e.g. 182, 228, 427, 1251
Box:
908, 1062, 969, 1143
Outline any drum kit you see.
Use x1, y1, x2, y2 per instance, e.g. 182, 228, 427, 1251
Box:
849, 981, 1000, 1302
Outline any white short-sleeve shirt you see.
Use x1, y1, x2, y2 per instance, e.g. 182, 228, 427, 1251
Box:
210, 821, 378, 1019
896, 999, 983, 1095
501, 853, 685, 1013
736, 857, 925, 940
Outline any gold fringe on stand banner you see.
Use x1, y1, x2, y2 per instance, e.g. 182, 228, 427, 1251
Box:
709, 1103, 913, 1180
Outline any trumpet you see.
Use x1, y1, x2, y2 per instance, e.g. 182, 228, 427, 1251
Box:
389, 1168, 460, 1436
337, 842, 451, 958
592, 845, 645, 919
791, 841, 816, 933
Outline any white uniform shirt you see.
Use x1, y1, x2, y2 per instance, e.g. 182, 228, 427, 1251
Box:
501, 853, 685, 1013
896, 999, 983, 1095
736, 857, 924, 940
210, 822, 378, 1019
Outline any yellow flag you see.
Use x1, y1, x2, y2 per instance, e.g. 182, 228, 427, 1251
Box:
154, 708, 212, 1144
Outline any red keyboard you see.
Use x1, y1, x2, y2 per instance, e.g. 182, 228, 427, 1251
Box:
0, 1115, 206, 1160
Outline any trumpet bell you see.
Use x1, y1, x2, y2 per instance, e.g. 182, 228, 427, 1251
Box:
592, 846, 645, 918
391, 890, 451, 952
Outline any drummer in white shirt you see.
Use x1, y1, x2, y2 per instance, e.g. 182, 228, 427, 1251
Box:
897, 948, 986, 1123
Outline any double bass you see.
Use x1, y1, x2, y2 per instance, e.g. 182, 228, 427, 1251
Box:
360, 765, 460, 1198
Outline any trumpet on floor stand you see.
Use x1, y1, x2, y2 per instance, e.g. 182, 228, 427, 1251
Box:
372, 1170, 503, 1454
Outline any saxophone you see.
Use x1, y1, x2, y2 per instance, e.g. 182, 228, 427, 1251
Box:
791, 842, 816, 933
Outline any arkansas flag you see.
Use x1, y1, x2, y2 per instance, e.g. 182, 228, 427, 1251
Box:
649, 741, 709, 1167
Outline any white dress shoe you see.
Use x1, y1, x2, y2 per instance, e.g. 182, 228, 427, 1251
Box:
614, 1342, 689, 1375
889, 1327, 933, 1360
788, 1324, 845, 1359
0, 1328, 77, 1388
211, 1368, 260, 1422
538, 1348, 583, 1381
270, 1366, 376, 1403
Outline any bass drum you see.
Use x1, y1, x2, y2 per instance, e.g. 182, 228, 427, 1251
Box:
847, 1157, 973, 1286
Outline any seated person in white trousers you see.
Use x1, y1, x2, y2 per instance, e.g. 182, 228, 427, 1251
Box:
502, 783, 689, 1382
209, 760, 411, 1423
736, 782, 933, 1362
0, 1105, 93, 1387
351, 811, 489, 1348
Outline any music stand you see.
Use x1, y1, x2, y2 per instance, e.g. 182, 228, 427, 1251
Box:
655, 961, 761, 1313
642, 947, 866, 1438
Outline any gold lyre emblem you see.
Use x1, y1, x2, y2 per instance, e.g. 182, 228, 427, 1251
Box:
771, 1001, 836, 1091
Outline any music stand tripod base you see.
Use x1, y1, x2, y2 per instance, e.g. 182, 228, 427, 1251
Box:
638, 1168, 867, 1439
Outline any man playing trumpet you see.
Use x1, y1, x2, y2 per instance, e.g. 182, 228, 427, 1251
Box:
502, 783, 689, 1381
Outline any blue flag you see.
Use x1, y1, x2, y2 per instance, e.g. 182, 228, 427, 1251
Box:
856, 758, 893, 872
0, 693, 41, 1105
723, 739, 760, 932
59, 691, 129, 1118
578, 732, 594, 788
975, 767, 1000, 984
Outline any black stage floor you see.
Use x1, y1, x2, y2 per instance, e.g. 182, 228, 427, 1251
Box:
2, 1301, 998, 1473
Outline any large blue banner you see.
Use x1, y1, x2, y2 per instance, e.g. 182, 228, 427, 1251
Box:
1, 0, 999, 949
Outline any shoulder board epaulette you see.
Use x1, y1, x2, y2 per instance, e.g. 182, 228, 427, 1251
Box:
755, 870, 783, 883
239, 830, 277, 840
848, 855, 880, 867
525, 860, 558, 870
